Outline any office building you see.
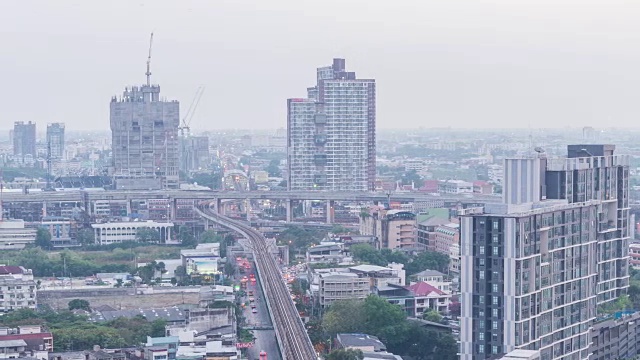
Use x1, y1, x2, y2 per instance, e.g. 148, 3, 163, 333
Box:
460, 145, 630, 360
110, 72, 180, 189
91, 221, 174, 245
12, 122, 36, 163
46, 123, 65, 159
287, 58, 376, 191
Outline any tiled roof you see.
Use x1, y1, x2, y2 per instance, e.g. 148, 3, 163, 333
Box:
0, 266, 25, 275
406, 281, 446, 296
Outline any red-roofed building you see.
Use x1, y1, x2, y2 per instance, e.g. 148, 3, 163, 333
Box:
472, 180, 494, 195
406, 281, 451, 315
0, 325, 53, 358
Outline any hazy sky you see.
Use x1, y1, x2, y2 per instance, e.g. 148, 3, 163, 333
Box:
2, 0, 640, 132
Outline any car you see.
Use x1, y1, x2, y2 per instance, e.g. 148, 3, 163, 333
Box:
252, 308, 257, 313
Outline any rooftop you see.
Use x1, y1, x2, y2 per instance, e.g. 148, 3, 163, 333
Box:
0, 339, 27, 348
406, 281, 446, 297
411, 269, 445, 278
337, 333, 386, 352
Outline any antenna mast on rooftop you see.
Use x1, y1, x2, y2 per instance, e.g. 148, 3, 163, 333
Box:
145, 32, 154, 86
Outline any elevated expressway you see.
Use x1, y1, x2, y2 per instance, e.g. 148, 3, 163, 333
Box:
195, 204, 317, 360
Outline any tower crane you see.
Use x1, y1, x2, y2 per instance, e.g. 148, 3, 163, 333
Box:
179, 86, 205, 137
145, 32, 154, 86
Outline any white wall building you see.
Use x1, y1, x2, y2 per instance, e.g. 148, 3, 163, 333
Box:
91, 221, 174, 245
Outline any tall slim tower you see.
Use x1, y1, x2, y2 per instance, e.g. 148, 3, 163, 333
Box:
459, 145, 630, 360
287, 58, 376, 191
46, 123, 65, 159
12, 121, 36, 164
109, 34, 180, 189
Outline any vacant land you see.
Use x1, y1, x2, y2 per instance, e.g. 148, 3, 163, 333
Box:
40, 291, 199, 310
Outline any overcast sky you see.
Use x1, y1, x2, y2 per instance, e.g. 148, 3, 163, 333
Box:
1, 0, 640, 132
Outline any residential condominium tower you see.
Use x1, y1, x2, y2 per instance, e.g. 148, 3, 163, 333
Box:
13, 121, 36, 162
287, 58, 376, 191
110, 84, 180, 189
460, 145, 630, 360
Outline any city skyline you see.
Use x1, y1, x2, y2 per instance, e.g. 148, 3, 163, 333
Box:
2, 0, 640, 131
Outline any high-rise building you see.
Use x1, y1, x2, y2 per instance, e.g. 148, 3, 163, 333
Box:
287, 58, 376, 191
460, 145, 630, 360
12, 121, 36, 162
180, 136, 210, 174
110, 85, 180, 189
46, 123, 65, 159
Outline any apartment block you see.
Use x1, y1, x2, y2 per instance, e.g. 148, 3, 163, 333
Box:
13, 122, 36, 165
46, 123, 65, 159
360, 208, 417, 250
460, 145, 630, 360
0, 266, 37, 313
287, 58, 376, 191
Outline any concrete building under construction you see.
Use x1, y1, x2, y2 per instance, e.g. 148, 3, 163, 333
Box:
110, 34, 180, 189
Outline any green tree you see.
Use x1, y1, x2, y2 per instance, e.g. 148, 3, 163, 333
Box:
76, 228, 95, 246
350, 244, 387, 266
150, 319, 167, 337
266, 159, 282, 177
135, 228, 161, 243
322, 299, 367, 336
326, 348, 364, 360
68, 299, 91, 311
178, 226, 197, 247
35, 228, 53, 249
405, 251, 450, 276
200, 230, 222, 243
422, 310, 443, 323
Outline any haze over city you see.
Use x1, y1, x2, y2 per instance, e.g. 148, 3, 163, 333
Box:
2, 0, 640, 131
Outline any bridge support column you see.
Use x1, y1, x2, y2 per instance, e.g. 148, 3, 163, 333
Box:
215, 198, 223, 215
246, 199, 251, 221
326, 200, 334, 224
285, 199, 292, 222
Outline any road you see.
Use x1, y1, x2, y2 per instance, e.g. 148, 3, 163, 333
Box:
196, 205, 317, 360
242, 278, 281, 360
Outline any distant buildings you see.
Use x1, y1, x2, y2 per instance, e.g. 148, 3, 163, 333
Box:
13, 121, 36, 165
46, 123, 65, 159
110, 82, 180, 189
287, 58, 376, 191
180, 136, 210, 174
360, 208, 416, 250
0, 325, 52, 360
0, 220, 37, 250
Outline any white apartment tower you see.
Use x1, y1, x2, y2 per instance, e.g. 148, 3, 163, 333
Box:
287, 58, 376, 191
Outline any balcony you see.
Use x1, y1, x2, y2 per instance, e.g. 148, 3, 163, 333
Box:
314, 114, 327, 124
314, 153, 328, 166
314, 134, 327, 145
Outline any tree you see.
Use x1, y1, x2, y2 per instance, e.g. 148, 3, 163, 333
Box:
150, 319, 167, 337
68, 299, 91, 312
266, 159, 282, 177
405, 251, 450, 276
35, 228, 53, 250
322, 300, 367, 336
326, 349, 364, 360
135, 228, 161, 243
422, 310, 443, 323
200, 230, 222, 243
350, 244, 387, 267
178, 227, 197, 247
115, 279, 123, 288
76, 228, 95, 246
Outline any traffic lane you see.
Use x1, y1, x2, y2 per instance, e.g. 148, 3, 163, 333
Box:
244, 280, 281, 359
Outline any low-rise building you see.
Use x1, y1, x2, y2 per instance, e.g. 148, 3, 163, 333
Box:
0, 325, 53, 359
0, 220, 36, 250
498, 349, 540, 360
91, 221, 174, 245
406, 281, 451, 315
437, 180, 473, 194
40, 217, 77, 248
629, 242, 640, 267
306, 242, 344, 265
336, 333, 386, 353
360, 208, 416, 250
410, 270, 450, 293
145, 336, 179, 360
316, 272, 369, 308
433, 223, 460, 274
0, 266, 37, 312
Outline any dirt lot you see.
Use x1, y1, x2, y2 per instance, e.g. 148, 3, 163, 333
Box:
41, 292, 200, 311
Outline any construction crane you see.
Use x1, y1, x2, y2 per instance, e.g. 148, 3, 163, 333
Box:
145, 32, 154, 86
179, 86, 205, 138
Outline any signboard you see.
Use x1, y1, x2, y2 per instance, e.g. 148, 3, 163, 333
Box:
236, 342, 254, 349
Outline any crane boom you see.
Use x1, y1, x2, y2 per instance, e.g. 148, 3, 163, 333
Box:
145, 32, 154, 86
179, 86, 205, 137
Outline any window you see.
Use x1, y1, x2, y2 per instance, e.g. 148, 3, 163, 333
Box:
493, 221, 499, 230
492, 308, 499, 317
492, 345, 499, 354
479, 258, 485, 266
493, 296, 499, 305
493, 246, 499, 256
479, 271, 485, 280
478, 345, 485, 354
492, 235, 499, 243
479, 332, 484, 341
479, 296, 485, 304
479, 246, 485, 255
492, 321, 498, 330
479, 310, 485, 317
492, 284, 499, 293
